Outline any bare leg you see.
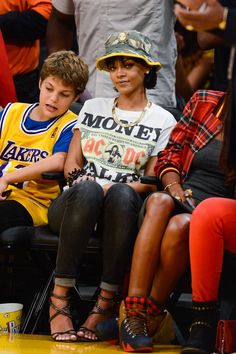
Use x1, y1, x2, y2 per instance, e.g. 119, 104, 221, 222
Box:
49, 284, 77, 342
128, 193, 175, 296
148, 213, 191, 335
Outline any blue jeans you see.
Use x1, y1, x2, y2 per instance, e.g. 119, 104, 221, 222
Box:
48, 181, 143, 291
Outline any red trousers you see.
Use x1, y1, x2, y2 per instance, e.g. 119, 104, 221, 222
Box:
190, 197, 236, 302
0, 31, 17, 107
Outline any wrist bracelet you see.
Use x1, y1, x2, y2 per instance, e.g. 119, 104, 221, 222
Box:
164, 181, 179, 191
67, 168, 84, 187
159, 167, 180, 181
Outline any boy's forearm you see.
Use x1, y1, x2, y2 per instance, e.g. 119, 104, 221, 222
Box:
3, 153, 66, 185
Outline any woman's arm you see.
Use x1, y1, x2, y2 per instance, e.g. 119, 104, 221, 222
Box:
0, 151, 66, 199
161, 170, 185, 198
155, 90, 219, 178
127, 156, 158, 194
197, 31, 224, 49
187, 54, 213, 93
64, 129, 84, 178
176, 51, 213, 102
155, 111, 190, 177
161, 171, 195, 206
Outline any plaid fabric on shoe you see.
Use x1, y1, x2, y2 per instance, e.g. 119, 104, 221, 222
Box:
125, 296, 147, 317
119, 296, 153, 352
147, 296, 165, 317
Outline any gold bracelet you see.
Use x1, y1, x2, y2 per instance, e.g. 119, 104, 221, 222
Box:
159, 167, 180, 181
218, 7, 228, 30
164, 181, 180, 191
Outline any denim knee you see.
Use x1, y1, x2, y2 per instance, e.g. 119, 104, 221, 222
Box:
71, 180, 102, 200
65, 181, 104, 220
48, 181, 104, 233
105, 183, 141, 209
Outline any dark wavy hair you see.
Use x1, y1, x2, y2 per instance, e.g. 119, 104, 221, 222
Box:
220, 50, 236, 184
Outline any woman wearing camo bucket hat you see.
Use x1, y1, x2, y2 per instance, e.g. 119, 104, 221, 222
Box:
48, 30, 176, 347
96, 31, 161, 70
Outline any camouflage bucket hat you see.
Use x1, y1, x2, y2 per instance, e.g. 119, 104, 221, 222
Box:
96, 30, 161, 71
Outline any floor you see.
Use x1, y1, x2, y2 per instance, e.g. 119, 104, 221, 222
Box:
0, 333, 181, 354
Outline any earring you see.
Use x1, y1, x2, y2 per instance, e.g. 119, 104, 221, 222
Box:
146, 71, 150, 74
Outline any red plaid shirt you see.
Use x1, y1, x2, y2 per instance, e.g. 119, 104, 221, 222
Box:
155, 90, 225, 181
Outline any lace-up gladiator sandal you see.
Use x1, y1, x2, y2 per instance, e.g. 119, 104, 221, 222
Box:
49, 292, 77, 342
119, 296, 153, 352
181, 301, 219, 354
78, 293, 117, 342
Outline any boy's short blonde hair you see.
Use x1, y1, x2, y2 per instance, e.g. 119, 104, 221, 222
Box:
40, 50, 89, 95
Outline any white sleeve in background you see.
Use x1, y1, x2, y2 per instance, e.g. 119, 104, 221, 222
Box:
52, 0, 74, 15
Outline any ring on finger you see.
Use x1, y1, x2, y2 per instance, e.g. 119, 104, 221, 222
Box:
184, 188, 193, 197
174, 195, 181, 201
185, 25, 194, 31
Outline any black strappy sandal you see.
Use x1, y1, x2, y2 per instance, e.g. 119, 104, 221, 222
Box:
49, 292, 77, 342
77, 294, 117, 342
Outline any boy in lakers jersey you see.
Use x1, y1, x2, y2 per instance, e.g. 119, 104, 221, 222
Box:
0, 50, 89, 227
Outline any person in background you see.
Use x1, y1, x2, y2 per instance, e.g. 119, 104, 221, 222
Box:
174, 2, 236, 353
48, 30, 176, 343
0, 0, 52, 102
46, 0, 177, 109
174, 0, 236, 40
0, 31, 17, 107
176, 0, 236, 93
175, 20, 214, 109
175, 0, 236, 192
181, 90, 236, 354
0, 50, 88, 231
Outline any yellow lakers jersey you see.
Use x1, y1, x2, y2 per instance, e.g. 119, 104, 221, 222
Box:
0, 102, 77, 226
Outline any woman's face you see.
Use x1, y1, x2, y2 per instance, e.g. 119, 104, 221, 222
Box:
108, 57, 148, 96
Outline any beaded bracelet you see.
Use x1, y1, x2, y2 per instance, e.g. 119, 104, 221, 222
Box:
67, 168, 86, 187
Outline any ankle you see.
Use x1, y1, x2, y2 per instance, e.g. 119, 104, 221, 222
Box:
147, 296, 165, 317
52, 285, 70, 298
97, 290, 117, 310
191, 301, 219, 326
120, 298, 153, 352
100, 289, 115, 299
50, 289, 71, 313
125, 296, 147, 318
182, 301, 219, 354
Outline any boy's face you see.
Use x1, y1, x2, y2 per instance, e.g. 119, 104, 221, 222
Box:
38, 76, 78, 119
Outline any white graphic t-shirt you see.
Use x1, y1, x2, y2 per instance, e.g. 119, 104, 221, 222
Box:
74, 98, 176, 186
